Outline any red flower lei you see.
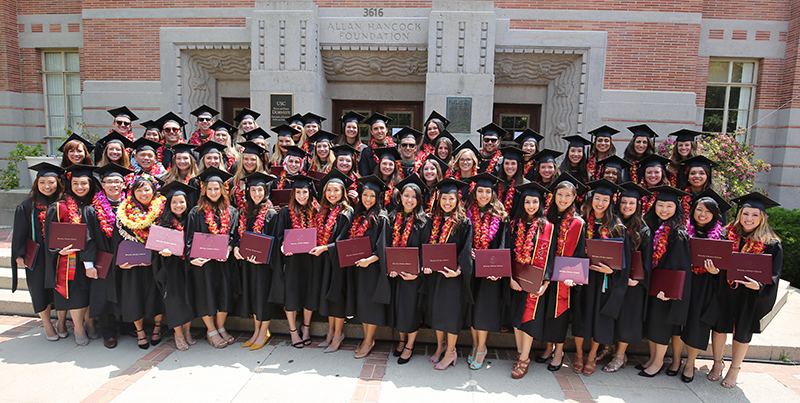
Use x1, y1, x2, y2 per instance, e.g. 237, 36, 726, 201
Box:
629, 161, 640, 185
203, 204, 231, 235
586, 156, 598, 181
483, 150, 502, 174
384, 181, 395, 206
290, 208, 314, 229
688, 220, 724, 274
448, 168, 477, 196
426, 189, 438, 212
651, 220, 671, 268
585, 213, 612, 240
226, 153, 236, 172
369, 138, 395, 164
467, 203, 502, 250
349, 213, 371, 238
315, 204, 344, 246
275, 170, 290, 190
171, 218, 184, 232
239, 203, 271, 237
232, 182, 247, 211
429, 212, 458, 244
726, 223, 766, 254
36, 205, 47, 240
107, 129, 134, 142
92, 190, 126, 238
515, 219, 540, 265
189, 129, 211, 146
392, 212, 414, 247
418, 143, 434, 161
64, 196, 82, 224
501, 184, 515, 212
523, 158, 536, 177
555, 207, 577, 256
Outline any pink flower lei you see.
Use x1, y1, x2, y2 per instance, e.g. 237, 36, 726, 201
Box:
687, 219, 723, 240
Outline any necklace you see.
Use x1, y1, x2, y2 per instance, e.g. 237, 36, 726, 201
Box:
239, 202, 271, 237
369, 137, 395, 164
484, 150, 502, 174
585, 213, 611, 239
349, 213, 371, 238
290, 208, 314, 229
92, 190, 126, 238
315, 204, 344, 246
203, 203, 231, 235
652, 220, 671, 268
515, 219, 539, 265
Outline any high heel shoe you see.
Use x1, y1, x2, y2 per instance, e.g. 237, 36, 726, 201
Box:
469, 349, 487, 370
467, 345, 477, 365
638, 364, 664, 378
324, 334, 345, 353
398, 347, 414, 365
548, 353, 565, 372
355, 340, 375, 359
393, 340, 406, 357
430, 341, 446, 364
57, 328, 69, 339
583, 358, 597, 376
534, 350, 553, 364
150, 321, 163, 346
681, 365, 695, 383
174, 334, 189, 351
250, 331, 271, 351
721, 366, 741, 389
572, 355, 585, 373
74, 330, 89, 346
289, 327, 304, 349
136, 329, 149, 350
707, 360, 725, 382
206, 329, 227, 349
242, 340, 254, 348
301, 323, 312, 346
511, 358, 531, 379
217, 327, 235, 345
434, 349, 457, 370
602, 354, 627, 373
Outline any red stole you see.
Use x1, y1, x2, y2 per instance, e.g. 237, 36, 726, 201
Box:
554, 216, 584, 318
521, 220, 554, 322
55, 202, 77, 299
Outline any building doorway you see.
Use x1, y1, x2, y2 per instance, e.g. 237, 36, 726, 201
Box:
332, 100, 423, 143
493, 103, 542, 143
222, 97, 251, 125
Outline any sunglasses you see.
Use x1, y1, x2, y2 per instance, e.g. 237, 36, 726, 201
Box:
400, 143, 416, 148
115, 120, 131, 126
163, 128, 181, 133
483, 137, 499, 143
197, 117, 212, 122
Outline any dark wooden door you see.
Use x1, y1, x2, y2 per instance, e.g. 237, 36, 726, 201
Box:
222, 97, 251, 124
492, 103, 542, 143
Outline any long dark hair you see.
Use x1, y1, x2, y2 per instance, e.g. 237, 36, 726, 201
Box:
157, 192, 188, 228
28, 177, 63, 207
512, 193, 547, 233
589, 138, 617, 160
498, 158, 524, 185
128, 177, 157, 212
423, 119, 446, 144
644, 200, 687, 242
63, 175, 97, 206
623, 137, 655, 161
580, 191, 625, 238
392, 183, 427, 230
559, 146, 589, 183
245, 183, 273, 222
618, 195, 645, 250
546, 181, 578, 224
689, 196, 721, 231
352, 187, 387, 227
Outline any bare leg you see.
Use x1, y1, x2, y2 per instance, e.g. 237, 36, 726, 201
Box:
253, 320, 271, 346
133, 318, 147, 347
469, 328, 478, 362
669, 335, 684, 372
357, 323, 377, 355
301, 309, 314, 342
617, 342, 629, 356
202, 315, 224, 346
435, 333, 459, 368
722, 339, 748, 388
644, 343, 669, 375
643, 340, 656, 368
474, 330, 489, 365
39, 306, 56, 338
684, 346, 699, 378
399, 331, 417, 361
247, 316, 261, 345
284, 309, 303, 346
708, 331, 726, 380
151, 314, 164, 343
551, 343, 565, 366
431, 331, 447, 363
395, 332, 407, 355
57, 310, 68, 335
216, 312, 231, 341
328, 317, 346, 350
574, 337, 585, 360
182, 323, 195, 344
71, 308, 87, 336
515, 328, 534, 361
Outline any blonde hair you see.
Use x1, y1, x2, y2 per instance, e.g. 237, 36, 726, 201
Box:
452, 148, 478, 175
731, 207, 781, 244
232, 151, 265, 184
269, 137, 295, 166
162, 152, 199, 183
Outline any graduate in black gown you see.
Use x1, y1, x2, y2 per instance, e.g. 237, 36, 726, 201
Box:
573, 179, 631, 377
559, 135, 592, 184
586, 125, 619, 182
639, 186, 692, 378
387, 174, 431, 365
496, 146, 528, 216
422, 178, 474, 370
152, 181, 197, 351
476, 123, 505, 175
372, 147, 402, 214
232, 172, 280, 351
185, 167, 239, 349
358, 113, 394, 176
418, 154, 444, 214
12, 162, 63, 341
347, 176, 391, 359
463, 173, 509, 370
606, 182, 653, 373
709, 193, 783, 389
665, 129, 702, 190
276, 174, 319, 349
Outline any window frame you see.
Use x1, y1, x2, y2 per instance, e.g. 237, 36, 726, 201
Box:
703, 58, 758, 142
41, 49, 82, 155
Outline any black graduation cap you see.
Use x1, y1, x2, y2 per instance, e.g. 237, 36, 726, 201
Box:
396, 173, 429, 195
239, 141, 267, 156
64, 164, 95, 178
140, 120, 161, 132
639, 153, 671, 169
451, 140, 482, 159
29, 162, 62, 178
598, 155, 632, 171
107, 106, 139, 121
287, 174, 318, 189
628, 124, 658, 139
283, 145, 308, 159
285, 113, 304, 126
731, 192, 780, 211
650, 185, 690, 204
692, 188, 732, 214
130, 137, 162, 154
548, 172, 587, 194
514, 181, 550, 200
332, 144, 358, 158
465, 172, 502, 189
431, 177, 468, 194
586, 178, 623, 196
619, 181, 652, 200
243, 172, 276, 188
94, 163, 133, 179
363, 113, 392, 126
234, 108, 260, 123
301, 112, 326, 126
155, 111, 188, 128
159, 181, 195, 198
669, 129, 704, 143
425, 110, 451, 128
320, 168, 354, 190
271, 124, 301, 138
357, 175, 389, 194
197, 166, 233, 184
373, 146, 401, 162
533, 149, 563, 164
432, 130, 461, 148
170, 143, 197, 155
514, 129, 544, 146
499, 145, 523, 163
477, 122, 507, 139
190, 104, 219, 119
245, 127, 270, 141
210, 120, 237, 135
420, 154, 449, 174
339, 111, 365, 125
682, 155, 718, 170
394, 127, 423, 143
96, 131, 133, 149
195, 140, 226, 158
588, 125, 619, 138
308, 130, 336, 144
564, 135, 592, 148
59, 133, 96, 153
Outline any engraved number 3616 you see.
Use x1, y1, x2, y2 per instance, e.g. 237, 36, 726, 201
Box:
363, 8, 384, 17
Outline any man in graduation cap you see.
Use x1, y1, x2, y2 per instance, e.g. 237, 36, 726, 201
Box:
395, 127, 423, 179
188, 105, 219, 146
477, 123, 507, 175
358, 113, 394, 177
130, 138, 168, 178
107, 106, 138, 141
155, 112, 189, 170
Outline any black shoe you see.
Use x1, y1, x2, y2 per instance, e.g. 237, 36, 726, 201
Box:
398, 347, 413, 365
681, 367, 695, 383
635, 363, 646, 371
547, 353, 564, 371
666, 367, 680, 376
393, 341, 406, 357
638, 365, 664, 378
534, 353, 551, 364
150, 321, 162, 347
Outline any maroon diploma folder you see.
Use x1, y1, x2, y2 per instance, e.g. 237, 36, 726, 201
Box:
385, 247, 419, 275
145, 225, 185, 255
271, 189, 292, 207
336, 236, 372, 267
94, 250, 114, 279
422, 243, 457, 273
550, 256, 590, 284
283, 228, 317, 254
269, 166, 284, 177
690, 238, 733, 271
48, 222, 87, 250
239, 231, 274, 264
586, 239, 624, 271
729, 252, 773, 284
475, 249, 512, 277
307, 170, 327, 180
190, 233, 230, 260
630, 251, 645, 280
23, 238, 39, 269
649, 269, 687, 300
116, 240, 152, 266
512, 261, 545, 293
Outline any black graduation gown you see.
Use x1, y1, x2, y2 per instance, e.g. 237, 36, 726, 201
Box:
11, 199, 53, 313
318, 209, 353, 318
152, 224, 195, 328
680, 229, 723, 350
358, 146, 378, 177
422, 218, 474, 334
233, 208, 280, 321
615, 225, 653, 344
714, 240, 783, 344
478, 153, 502, 175
389, 216, 431, 333
44, 201, 96, 311
643, 231, 692, 345
468, 219, 510, 332
185, 205, 240, 317
84, 205, 122, 319
275, 207, 321, 312
348, 212, 391, 327
118, 229, 164, 323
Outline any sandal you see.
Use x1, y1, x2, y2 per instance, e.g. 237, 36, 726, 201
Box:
583, 358, 597, 376
174, 333, 189, 351
572, 354, 585, 373
289, 327, 304, 349
721, 366, 741, 389
511, 358, 531, 379
434, 349, 457, 370
707, 360, 725, 382
217, 327, 235, 345
74, 330, 90, 347
467, 345, 477, 365
185, 330, 196, 345
469, 349, 487, 370
301, 323, 312, 346
136, 329, 149, 350
602, 354, 627, 373
596, 345, 614, 362
150, 321, 163, 346
430, 340, 446, 364
206, 329, 227, 349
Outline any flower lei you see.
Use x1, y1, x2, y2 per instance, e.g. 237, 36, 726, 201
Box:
585, 213, 611, 240
315, 204, 343, 246
203, 203, 231, 235
418, 143, 434, 161
239, 202, 271, 237
369, 138, 395, 164
629, 161, 640, 185
726, 223, 766, 254
651, 220, 671, 268
36, 205, 47, 240
429, 212, 458, 244
232, 182, 247, 211
523, 158, 536, 177
189, 129, 211, 146
349, 213, 371, 238
467, 203, 501, 250
555, 207, 577, 256
107, 129, 134, 142
275, 170, 290, 190
171, 218, 184, 232
226, 153, 236, 172
688, 220, 724, 274
117, 195, 166, 242
515, 219, 540, 265
384, 181, 395, 206
391, 212, 415, 247
426, 189, 438, 212
290, 208, 314, 229
448, 167, 477, 195
92, 190, 126, 238
501, 184, 515, 212
587, 156, 598, 181
64, 196, 83, 224
483, 150, 502, 174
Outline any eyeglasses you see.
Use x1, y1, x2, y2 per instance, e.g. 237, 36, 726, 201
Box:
483, 137, 499, 143
115, 120, 131, 126
197, 117, 212, 122
163, 128, 180, 133
400, 143, 416, 148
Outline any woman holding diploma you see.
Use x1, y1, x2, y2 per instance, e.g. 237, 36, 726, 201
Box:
388, 174, 431, 365
710, 192, 782, 388
507, 182, 557, 379
233, 172, 279, 351
464, 173, 509, 370
275, 174, 318, 349
152, 181, 197, 351
186, 167, 239, 349
12, 163, 63, 341
422, 178, 474, 370
639, 185, 692, 378
347, 175, 390, 359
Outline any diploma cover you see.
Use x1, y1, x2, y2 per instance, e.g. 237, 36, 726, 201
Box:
48, 222, 87, 250
23, 238, 39, 270
269, 166, 284, 177
385, 247, 419, 275
586, 239, 624, 270
190, 233, 230, 260
649, 269, 686, 300
145, 225, 185, 255
475, 249, 512, 277
336, 236, 372, 267
729, 252, 773, 284
307, 170, 327, 180
94, 250, 114, 279
690, 238, 733, 271
512, 261, 545, 293
630, 251, 645, 280
422, 243, 457, 272
116, 240, 152, 266
283, 228, 317, 254
551, 256, 590, 285
271, 189, 292, 207
240, 231, 274, 264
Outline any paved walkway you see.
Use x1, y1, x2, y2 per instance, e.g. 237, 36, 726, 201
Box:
0, 315, 798, 403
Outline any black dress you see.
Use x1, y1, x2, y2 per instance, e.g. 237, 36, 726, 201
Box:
11, 199, 53, 313
233, 207, 280, 322
185, 205, 240, 317
152, 224, 196, 328
348, 211, 391, 327
358, 147, 378, 177
84, 204, 122, 319
44, 200, 95, 311
118, 223, 164, 323
680, 228, 723, 350
389, 215, 431, 334
643, 226, 692, 345
614, 225, 653, 344
275, 207, 321, 312
318, 208, 353, 319
468, 218, 510, 332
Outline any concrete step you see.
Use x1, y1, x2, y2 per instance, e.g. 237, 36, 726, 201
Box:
0, 267, 28, 290
0, 189, 29, 227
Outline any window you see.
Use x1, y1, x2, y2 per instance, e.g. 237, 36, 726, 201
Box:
703, 59, 757, 141
42, 51, 81, 154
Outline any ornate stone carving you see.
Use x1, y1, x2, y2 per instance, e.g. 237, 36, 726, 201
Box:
321, 50, 427, 82
176, 46, 250, 121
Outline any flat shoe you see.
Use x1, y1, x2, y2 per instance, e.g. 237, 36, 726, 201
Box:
634, 363, 646, 371
638, 365, 664, 378
572, 355, 585, 373
103, 337, 118, 349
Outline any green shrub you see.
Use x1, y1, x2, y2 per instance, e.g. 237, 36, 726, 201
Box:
766, 207, 800, 287
0, 143, 45, 190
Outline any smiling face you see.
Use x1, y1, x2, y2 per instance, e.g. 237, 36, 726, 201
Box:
475, 186, 493, 207
693, 202, 714, 226
325, 182, 344, 205
278, 136, 293, 153
105, 143, 123, 163
426, 121, 440, 141
162, 123, 181, 144
503, 159, 518, 178
603, 167, 619, 183
595, 137, 611, 154
68, 144, 85, 164
240, 119, 256, 133
170, 195, 187, 216
399, 138, 417, 160
345, 121, 359, 140
436, 142, 451, 160
361, 188, 377, 210
71, 177, 91, 198
634, 137, 650, 155
205, 181, 222, 203
213, 130, 230, 146
523, 195, 540, 218
113, 118, 131, 135
401, 187, 417, 213
568, 147, 583, 164
136, 150, 156, 170
304, 123, 319, 137
439, 192, 458, 213
458, 152, 475, 173
134, 183, 154, 205
655, 200, 677, 221
197, 116, 214, 131
175, 153, 192, 172
249, 185, 266, 205
554, 187, 576, 212
101, 176, 124, 199
738, 207, 762, 232
315, 141, 330, 160
371, 122, 388, 143
591, 193, 611, 216
38, 176, 59, 197
203, 153, 221, 169
619, 196, 638, 219
676, 141, 692, 158
482, 135, 499, 153
539, 162, 555, 181
285, 155, 303, 174
688, 167, 708, 190
645, 166, 663, 187
144, 129, 161, 142
242, 153, 259, 173
294, 187, 310, 206
336, 155, 353, 174
379, 159, 395, 177
521, 140, 537, 156
422, 161, 438, 183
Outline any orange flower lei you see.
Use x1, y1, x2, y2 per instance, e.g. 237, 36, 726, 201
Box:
171, 218, 184, 232
290, 208, 314, 229
349, 213, 371, 238
118, 195, 166, 242
384, 181, 395, 206
587, 156, 598, 181
555, 207, 577, 256
651, 220, 671, 268
203, 204, 231, 235
429, 212, 458, 244
64, 196, 83, 224
369, 138, 395, 164
726, 223, 766, 254
501, 183, 515, 212
515, 219, 540, 265
392, 212, 414, 247
418, 143, 434, 161
629, 161, 640, 185
275, 170, 290, 190
523, 158, 536, 177
232, 182, 247, 211
36, 205, 47, 240
585, 213, 611, 240
238, 202, 271, 237
189, 129, 210, 146
468, 203, 501, 250
315, 204, 344, 246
